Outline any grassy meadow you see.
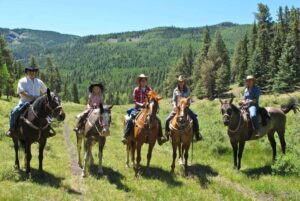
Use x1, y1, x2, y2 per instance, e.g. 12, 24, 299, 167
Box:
0, 91, 300, 201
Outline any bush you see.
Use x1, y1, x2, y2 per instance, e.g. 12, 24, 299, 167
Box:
271, 153, 300, 176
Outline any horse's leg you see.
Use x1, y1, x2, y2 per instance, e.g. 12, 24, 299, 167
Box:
267, 130, 277, 161
171, 143, 177, 173
38, 138, 47, 172
82, 138, 91, 177
179, 143, 184, 165
24, 142, 32, 174
98, 137, 106, 175
135, 144, 142, 177
277, 129, 286, 155
13, 137, 20, 169
126, 143, 130, 167
230, 138, 238, 169
183, 144, 190, 176
131, 141, 136, 167
77, 134, 83, 168
237, 141, 245, 170
146, 143, 154, 171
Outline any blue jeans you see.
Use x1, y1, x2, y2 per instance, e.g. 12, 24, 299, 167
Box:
249, 105, 259, 130
9, 102, 30, 129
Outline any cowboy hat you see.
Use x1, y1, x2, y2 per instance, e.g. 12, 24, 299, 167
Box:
177, 75, 186, 82
25, 66, 39, 73
246, 75, 255, 81
137, 74, 148, 81
89, 83, 104, 93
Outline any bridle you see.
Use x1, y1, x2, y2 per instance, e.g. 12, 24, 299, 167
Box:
222, 106, 243, 133
45, 99, 63, 117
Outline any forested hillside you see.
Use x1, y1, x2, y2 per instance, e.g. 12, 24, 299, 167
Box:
1, 4, 299, 105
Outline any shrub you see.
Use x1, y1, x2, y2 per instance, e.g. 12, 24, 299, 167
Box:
271, 153, 300, 176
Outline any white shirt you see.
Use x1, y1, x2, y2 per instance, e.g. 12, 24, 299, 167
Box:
17, 76, 47, 104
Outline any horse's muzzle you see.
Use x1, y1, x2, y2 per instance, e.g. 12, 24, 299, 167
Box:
57, 112, 65, 121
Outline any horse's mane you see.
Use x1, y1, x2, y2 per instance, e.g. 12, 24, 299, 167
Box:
32, 94, 48, 111
231, 103, 241, 114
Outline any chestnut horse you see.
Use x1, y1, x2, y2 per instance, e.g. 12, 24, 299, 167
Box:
220, 97, 299, 170
126, 90, 162, 177
169, 97, 193, 176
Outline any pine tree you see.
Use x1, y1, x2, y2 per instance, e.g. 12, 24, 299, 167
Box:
249, 21, 257, 55
192, 26, 211, 97
251, 3, 273, 87
273, 35, 297, 92
231, 34, 249, 85
0, 63, 10, 97
72, 83, 80, 103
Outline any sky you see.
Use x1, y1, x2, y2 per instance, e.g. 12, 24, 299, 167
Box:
0, 0, 299, 36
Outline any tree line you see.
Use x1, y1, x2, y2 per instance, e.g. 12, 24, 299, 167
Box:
164, 4, 300, 99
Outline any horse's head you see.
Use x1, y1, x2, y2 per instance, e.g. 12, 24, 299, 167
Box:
219, 97, 234, 126
99, 105, 113, 136
176, 96, 190, 125
45, 88, 65, 121
146, 90, 163, 123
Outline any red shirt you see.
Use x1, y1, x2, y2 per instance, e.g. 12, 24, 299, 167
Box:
133, 86, 152, 108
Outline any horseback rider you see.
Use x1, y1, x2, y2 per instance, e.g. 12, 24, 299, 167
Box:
122, 74, 167, 145
242, 75, 261, 137
74, 83, 104, 132
165, 75, 202, 141
6, 66, 47, 137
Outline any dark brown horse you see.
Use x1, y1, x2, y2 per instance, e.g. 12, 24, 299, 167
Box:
220, 97, 299, 170
13, 88, 65, 174
76, 105, 113, 177
169, 97, 193, 176
126, 90, 162, 177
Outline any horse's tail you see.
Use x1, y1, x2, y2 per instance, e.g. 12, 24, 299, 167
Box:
281, 98, 300, 114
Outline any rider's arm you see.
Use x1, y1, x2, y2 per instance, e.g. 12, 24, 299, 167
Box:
133, 88, 143, 107
172, 89, 177, 108
19, 91, 36, 100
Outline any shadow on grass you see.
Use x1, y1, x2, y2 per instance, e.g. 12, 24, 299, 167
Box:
90, 164, 130, 192
139, 165, 183, 187
242, 165, 272, 179
189, 164, 218, 188
16, 168, 82, 195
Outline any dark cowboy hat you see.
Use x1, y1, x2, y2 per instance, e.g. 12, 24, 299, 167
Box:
89, 83, 104, 93
25, 66, 39, 73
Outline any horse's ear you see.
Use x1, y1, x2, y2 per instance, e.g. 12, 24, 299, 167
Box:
229, 93, 234, 104
47, 88, 51, 101
100, 104, 104, 114
156, 96, 163, 101
219, 98, 223, 105
108, 105, 114, 110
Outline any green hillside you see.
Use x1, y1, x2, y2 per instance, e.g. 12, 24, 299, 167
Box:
0, 91, 299, 201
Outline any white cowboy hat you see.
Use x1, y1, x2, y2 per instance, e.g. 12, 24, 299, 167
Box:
246, 75, 255, 80
177, 75, 186, 82
137, 74, 148, 81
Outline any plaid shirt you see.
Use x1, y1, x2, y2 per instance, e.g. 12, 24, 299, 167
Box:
133, 86, 152, 108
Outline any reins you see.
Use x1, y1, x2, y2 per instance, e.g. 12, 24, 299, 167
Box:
224, 110, 243, 133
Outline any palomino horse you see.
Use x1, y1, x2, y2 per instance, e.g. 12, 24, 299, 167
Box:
76, 105, 113, 177
126, 90, 162, 177
13, 88, 65, 174
169, 97, 193, 176
220, 97, 299, 170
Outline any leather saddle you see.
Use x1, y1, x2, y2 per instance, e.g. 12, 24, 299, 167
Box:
242, 106, 270, 138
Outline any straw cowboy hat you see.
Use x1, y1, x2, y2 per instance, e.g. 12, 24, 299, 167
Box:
89, 83, 104, 93
246, 75, 255, 81
137, 74, 148, 81
177, 75, 186, 82
25, 66, 39, 73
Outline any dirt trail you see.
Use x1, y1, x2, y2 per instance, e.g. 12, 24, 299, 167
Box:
63, 122, 85, 200
212, 176, 275, 201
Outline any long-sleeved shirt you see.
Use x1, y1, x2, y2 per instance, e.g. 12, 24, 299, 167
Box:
87, 93, 103, 109
244, 86, 260, 107
172, 87, 191, 108
133, 86, 152, 108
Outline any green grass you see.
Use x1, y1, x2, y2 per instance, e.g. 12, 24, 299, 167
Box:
0, 92, 300, 201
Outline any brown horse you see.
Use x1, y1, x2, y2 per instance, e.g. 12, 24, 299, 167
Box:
169, 97, 193, 176
13, 89, 65, 174
126, 90, 162, 177
220, 97, 299, 170
76, 105, 113, 177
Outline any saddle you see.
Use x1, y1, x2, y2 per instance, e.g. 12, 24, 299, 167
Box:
242, 106, 270, 138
